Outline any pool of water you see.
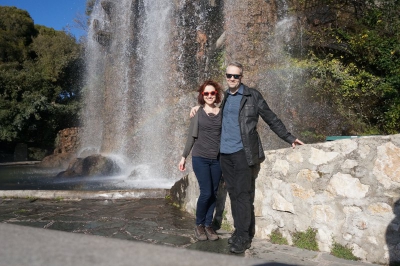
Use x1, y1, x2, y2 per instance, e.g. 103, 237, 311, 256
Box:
0, 165, 175, 190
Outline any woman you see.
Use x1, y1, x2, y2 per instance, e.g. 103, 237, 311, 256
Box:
179, 80, 222, 241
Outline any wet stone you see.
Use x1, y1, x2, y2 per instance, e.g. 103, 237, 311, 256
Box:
89, 227, 122, 237
7, 221, 49, 228
49, 222, 88, 231
124, 222, 155, 237
111, 231, 136, 241
187, 238, 232, 255
0, 198, 211, 249
142, 231, 192, 246
81, 219, 123, 230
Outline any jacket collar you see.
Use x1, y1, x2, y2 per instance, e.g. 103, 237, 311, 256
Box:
224, 83, 250, 96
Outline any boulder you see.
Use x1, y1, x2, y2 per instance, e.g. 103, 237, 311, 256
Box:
39, 127, 80, 168
38, 152, 75, 169
57, 154, 120, 178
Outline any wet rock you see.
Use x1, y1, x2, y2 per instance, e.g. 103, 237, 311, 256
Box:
94, 30, 112, 46
39, 152, 75, 169
57, 154, 120, 178
169, 174, 189, 209
101, 1, 114, 17
39, 127, 80, 169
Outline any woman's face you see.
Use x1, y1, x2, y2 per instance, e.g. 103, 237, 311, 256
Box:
203, 85, 217, 105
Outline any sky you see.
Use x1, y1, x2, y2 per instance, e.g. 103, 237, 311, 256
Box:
0, 0, 87, 39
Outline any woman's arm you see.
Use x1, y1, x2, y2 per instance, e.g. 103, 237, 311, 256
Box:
178, 112, 199, 171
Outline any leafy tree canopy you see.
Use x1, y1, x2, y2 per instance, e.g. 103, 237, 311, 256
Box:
0, 6, 37, 63
0, 6, 83, 149
293, 0, 400, 135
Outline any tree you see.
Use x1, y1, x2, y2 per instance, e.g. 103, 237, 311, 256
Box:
0, 6, 37, 63
0, 6, 83, 154
293, 0, 400, 134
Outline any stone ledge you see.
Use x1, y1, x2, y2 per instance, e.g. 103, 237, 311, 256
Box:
0, 189, 169, 199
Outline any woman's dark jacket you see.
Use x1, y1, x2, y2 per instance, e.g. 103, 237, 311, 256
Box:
220, 84, 296, 166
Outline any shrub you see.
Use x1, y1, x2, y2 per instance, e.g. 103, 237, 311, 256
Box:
292, 227, 319, 251
270, 229, 289, 245
331, 242, 360, 261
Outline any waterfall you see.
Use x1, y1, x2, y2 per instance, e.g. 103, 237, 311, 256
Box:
131, 1, 174, 183
79, 0, 308, 188
80, 0, 176, 188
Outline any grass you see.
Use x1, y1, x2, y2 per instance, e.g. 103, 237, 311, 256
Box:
292, 227, 319, 251
54, 196, 64, 202
270, 229, 289, 245
220, 210, 233, 231
331, 242, 360, 261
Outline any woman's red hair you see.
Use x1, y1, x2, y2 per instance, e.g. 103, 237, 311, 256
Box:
197, 80, 222, 105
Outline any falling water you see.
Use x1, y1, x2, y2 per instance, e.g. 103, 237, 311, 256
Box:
83, 0, 134, 157
130, 1, 174, 184
79, 0, 310, 188
259, 0, 305, 150
80, 0, 176, 188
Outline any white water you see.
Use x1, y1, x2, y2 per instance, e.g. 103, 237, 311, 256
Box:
80, 0, 175, 188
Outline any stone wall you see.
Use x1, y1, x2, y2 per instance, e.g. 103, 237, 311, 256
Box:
170, 134, 400, 264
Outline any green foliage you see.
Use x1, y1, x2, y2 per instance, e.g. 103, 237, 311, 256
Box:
294, 0, 400, 134
28, 147, 47, 160
0, 6, 37, 63
270, 229, 289, 245
220, 210, 233, 231
331, 242, 360, 261
0, 6, 83, 149
292, 228, 319, 251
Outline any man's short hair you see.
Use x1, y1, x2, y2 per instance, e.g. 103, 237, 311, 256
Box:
227, 62, 243, 75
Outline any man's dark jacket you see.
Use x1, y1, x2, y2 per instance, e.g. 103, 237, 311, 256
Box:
220, 84, 296, 166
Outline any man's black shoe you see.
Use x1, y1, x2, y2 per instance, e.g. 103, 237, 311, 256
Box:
229, 236, 251, 254
228, 230, 237, 245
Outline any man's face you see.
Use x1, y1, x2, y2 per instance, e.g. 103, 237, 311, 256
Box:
226, 66, 242, 91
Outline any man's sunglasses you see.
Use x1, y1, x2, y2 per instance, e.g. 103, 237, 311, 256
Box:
226, 74, 241, 79
202, 91, 217, 96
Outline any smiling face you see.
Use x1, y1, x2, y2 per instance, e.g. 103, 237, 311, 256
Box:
203, 85, 217, 105
226, 65, 242, 92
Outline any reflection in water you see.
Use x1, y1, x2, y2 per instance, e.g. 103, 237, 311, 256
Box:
0, 165, 172, 190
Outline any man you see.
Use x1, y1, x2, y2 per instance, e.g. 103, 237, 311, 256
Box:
191, 62, 304, 253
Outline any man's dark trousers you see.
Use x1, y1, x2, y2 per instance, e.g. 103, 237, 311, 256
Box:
220, 149, 258, 240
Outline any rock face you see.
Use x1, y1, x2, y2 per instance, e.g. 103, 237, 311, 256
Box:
57, 154, 120, 178
54, 127, 80, 154
39, 128, 80, 169
173, 134, 400, 265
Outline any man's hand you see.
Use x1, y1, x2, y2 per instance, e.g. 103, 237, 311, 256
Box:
190, 106, 200, 118
291, 139, 304, 148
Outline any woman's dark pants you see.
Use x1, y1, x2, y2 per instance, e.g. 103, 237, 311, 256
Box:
192, 156, 222, 226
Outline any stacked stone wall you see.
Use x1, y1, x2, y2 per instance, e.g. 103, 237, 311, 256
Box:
171, 134, 400, 264
54, 127, 80, 154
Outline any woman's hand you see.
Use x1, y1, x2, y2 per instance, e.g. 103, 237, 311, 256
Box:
178, 157, 186, 171
189, 106, 200, 118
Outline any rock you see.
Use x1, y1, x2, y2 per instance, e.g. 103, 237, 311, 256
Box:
54, 127, 80, 154
39, 127, 80, 169
56, 158, 84, 177
57, 154, 120, 178
38, 152, 75, 169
